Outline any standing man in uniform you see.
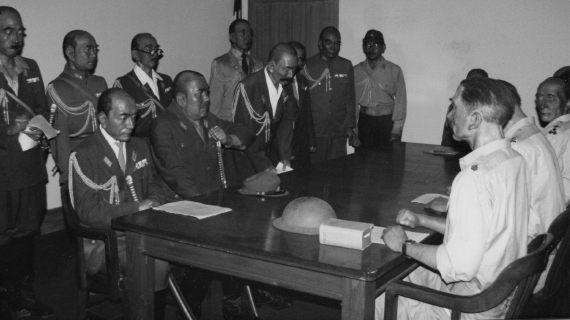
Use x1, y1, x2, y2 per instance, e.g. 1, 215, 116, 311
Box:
303, 26, 357, 164
114, 33, 173, 140
47, 30, 107, 185
0, 6, 53, 318
354, 29, 406, 149
232, 43, 297, 178
209, 19, 263, 122
537, 77, 570, 204
287, 41, 316, 168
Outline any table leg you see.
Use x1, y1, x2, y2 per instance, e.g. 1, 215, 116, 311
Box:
126, 232, 155, 320
341, 278, 375, 320
202, 279, 223, 320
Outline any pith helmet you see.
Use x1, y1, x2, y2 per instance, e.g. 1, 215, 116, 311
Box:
273, 197, 337, 235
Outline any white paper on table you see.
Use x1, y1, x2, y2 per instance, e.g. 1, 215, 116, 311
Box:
18, 132, 38, 151
371, 226, 430, 245
152, 201, 231, 219
275, 162, 294, 174
411, 193, 449, 204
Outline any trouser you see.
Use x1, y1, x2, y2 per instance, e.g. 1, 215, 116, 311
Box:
311, 137, 347, 165
357, 113, 394, 151
0, 182, 47, 234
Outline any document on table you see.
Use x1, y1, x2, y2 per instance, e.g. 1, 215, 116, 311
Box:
411, 193, 449, 204
275, 162, 293, 174
423, 146, 461, 156
153, 201, 231, 219
371, 226, 429, 245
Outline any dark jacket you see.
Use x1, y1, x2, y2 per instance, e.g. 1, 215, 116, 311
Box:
291, 73, 316, 168
151, 105, 254, 199
0, 57, 49, 191
114, 70, 173, 138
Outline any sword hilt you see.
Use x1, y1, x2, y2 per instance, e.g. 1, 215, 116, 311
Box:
216, 141, 228, 189
125, 175, 139, 202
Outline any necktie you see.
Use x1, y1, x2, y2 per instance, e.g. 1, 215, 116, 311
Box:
116, 141, 126, 172
241, 52, 249, 75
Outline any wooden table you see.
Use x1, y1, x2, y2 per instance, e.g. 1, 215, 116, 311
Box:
112, 142, 461, 320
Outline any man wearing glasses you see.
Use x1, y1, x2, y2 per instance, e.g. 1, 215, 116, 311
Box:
48, 30, 108, 185
354, 29, 407, 149
302, 26, 357, 164
114, 33, 173, 140
209, 19, 263, 122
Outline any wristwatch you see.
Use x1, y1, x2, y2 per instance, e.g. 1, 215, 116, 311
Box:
402, 239, 416, 259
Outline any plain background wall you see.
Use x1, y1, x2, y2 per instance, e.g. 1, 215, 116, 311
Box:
339, 0, 570, 144
5, 0, 570, 208
4, 0, 237, 208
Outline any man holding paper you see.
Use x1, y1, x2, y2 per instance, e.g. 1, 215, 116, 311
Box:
0, 6, 54, 318
377, 77, 529, 319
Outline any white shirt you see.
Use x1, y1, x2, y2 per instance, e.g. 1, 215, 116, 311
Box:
436, 139, 528, 299
544, 113, 570, 204
133, 64, 162, 98
506, 117, 565, 240
264, 67, 283, 116
100, 125, 126, 165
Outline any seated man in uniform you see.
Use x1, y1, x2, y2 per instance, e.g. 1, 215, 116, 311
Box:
537, 77, 570, 204
114, 33, 173, 140
377, 77, 529, 319
150, 70, 253, 199
69, 88, 171, 317
48, 29, 108, 185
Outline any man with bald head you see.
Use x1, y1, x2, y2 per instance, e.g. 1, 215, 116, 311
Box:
48, 30, 108, 185
210, 19, 263, 122
303, 26, 356, 164
537, 77, 570, 204
231, 43, 297, 180
150, 70, 253, 199
114, 33, 173, 140
69, 88, 173, 317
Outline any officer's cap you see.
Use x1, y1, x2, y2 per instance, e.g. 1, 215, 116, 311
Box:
363, 29, 384, 44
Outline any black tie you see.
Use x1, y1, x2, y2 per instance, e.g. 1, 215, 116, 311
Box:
241, 52, 249, 75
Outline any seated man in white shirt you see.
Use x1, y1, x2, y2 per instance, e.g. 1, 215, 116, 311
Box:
537, 77, 570, 204
376, 77, 529, 320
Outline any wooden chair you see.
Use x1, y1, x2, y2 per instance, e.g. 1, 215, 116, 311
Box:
61, 186, 127, 320
384, 233, 553, 320
521, 208, 570, 318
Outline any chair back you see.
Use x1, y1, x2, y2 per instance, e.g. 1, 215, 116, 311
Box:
61, 185, 89, 290
541, 208, 570, 298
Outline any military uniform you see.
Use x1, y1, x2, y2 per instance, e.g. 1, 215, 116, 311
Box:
114, 66, 173, 139
354, 57, 406, 148
209, 49, 263, 122
0, 56, 49, 301
47, 65, 107, 183
302, 54, 356, 164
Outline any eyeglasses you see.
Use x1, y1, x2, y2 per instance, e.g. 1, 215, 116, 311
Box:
324, 40, 342, 47
363, 42, 382, 50
136, 47, 164, 56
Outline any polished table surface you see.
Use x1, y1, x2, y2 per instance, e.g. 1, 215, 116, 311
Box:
113, 142, 461, 320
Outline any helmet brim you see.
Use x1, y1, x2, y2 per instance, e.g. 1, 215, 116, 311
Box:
272, 217, 321, 235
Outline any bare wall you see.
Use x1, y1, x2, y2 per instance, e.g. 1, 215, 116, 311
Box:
339, 0, 570, 144
4, 0, 236, 208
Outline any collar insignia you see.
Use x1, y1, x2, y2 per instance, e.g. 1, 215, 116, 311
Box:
548, 126, 559, 135
132, 151, 137, 162
165, 87, 171, 93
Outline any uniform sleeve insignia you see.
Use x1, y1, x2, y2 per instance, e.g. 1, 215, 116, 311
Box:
165, 87, 171, 93
26, 77, 39, 83
548, 126, 559, 135
132, 151, 137, 162
180, 122, 187, 130
135, 159, 148, 170
104, 157, 112, 167
471, 164, 478, 171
